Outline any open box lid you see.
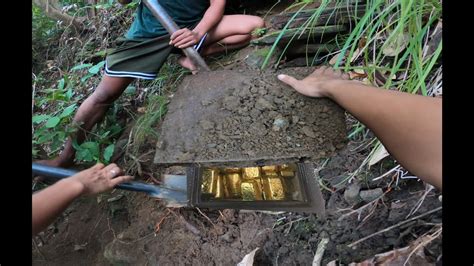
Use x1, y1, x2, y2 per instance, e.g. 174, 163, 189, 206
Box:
154, 67, 347, 167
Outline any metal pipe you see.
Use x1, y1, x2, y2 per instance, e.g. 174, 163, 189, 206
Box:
32, 163, 188, 203
143, 0, 211, 71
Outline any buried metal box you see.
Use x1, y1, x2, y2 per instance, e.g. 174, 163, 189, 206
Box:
186, 163, 326, 216
154, 68, 347, 216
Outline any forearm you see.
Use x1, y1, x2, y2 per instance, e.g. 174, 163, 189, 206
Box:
193, 0, 225, 37
32, 179, 84, 235
323, 80, 442, 189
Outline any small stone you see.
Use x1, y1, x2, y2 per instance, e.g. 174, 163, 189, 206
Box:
359, 188, 383, 202
268, 111, 279, 118
344, 182, 361, 205
222, 96, 240, 110
301, 126, 316, 138
250, 109, 261, 118
207, 143, 217, 148
272, 117, 289, 132
336, 143, 346, 149
274, 98, 284, 105
201, 99, 213, 106
255, 97, 276, 110
199, 120, 215, 130
250, 87, 259, 94
292, 116, 299, 124
220, 231, 233, 243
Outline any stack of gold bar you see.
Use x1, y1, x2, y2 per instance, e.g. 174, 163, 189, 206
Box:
200, 165, 299, 201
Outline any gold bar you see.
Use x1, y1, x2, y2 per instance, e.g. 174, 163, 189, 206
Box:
224, 167, 241, 174
203, 169, 218, 194
280, 170, 295, 177
225, 173, 242, 198
243, 167, 261, 180
262, 165, 278, 172
241, 181, 263, 200
241, 182, 255, 201
280, 164, 296, 177
262, 165, 279, 176
262, 176, 285, 200
215, 174, 225, 199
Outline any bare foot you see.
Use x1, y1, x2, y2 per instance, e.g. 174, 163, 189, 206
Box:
178, 56, 198, 75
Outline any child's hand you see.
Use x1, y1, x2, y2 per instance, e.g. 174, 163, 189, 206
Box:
170, 28, 201, 49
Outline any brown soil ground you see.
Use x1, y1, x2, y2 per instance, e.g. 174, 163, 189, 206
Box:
154, 67, 346, 167
32, 139, 442, 265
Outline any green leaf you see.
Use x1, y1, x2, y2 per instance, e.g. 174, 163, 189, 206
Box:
81, 73, 94, 83
104, 144, 115, 162
88, 61, 106, 74
71, 63, 93, 71
52, 90, 66, 101
77, 142, 100, 162
60, 104, 77, 118
45, 117, 61, 128
100, 130, 110, 139
37, 132, 56, 144
58, 78, 65, 90
124, 86, 136, 95
32, 114, 51, 123
66, 88, 74, 100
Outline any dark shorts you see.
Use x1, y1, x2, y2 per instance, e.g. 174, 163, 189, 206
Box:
105, 33, 208, 80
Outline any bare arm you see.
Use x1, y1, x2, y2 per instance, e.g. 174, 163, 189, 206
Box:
170, 0, 226, 48
278, 67, 442, 190
32, 163, 133, 235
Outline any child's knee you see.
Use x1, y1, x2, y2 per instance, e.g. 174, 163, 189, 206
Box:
249, 16, 265, 31
241, 16, 265, 34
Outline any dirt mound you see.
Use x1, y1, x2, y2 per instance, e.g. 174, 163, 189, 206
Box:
154, 67, 347, 166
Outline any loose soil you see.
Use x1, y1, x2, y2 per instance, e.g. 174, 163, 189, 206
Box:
154, 67, 347, 167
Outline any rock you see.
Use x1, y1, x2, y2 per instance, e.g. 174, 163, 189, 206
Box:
249, 109, 261, 119
388, 201, 405, 222
268, 111, 279, 118
255, 97, 276, 110
272, 117, 289, 131
301, 126, 316, 138
244, 47, 271, 69
292, 116, 300, 124
199, 120, 215, 130
220, 230, 234, 243
207, 143, 217, 148
274, 97, 284, 105
201, 99, 213, 106
343, 182, 361, 205
359, 188, 383, 202
222, 96, 240, 110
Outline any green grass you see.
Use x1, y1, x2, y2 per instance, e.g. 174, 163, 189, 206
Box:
125, 60, 187, 159
261, 0, 442, 186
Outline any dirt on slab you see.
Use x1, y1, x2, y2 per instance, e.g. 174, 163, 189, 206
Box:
154, 67, 347, 167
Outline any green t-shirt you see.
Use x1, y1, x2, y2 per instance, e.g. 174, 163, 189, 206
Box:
126, 0, 210, 39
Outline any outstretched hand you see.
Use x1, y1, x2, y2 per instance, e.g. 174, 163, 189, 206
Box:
277, 66, 350, 97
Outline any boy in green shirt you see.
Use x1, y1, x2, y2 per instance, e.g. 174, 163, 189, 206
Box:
40, 0, 264, 167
